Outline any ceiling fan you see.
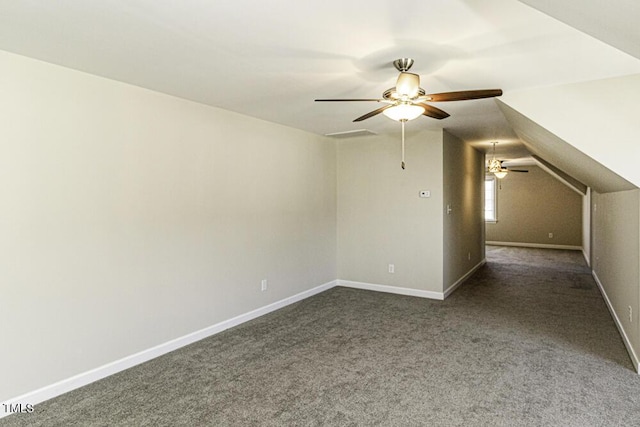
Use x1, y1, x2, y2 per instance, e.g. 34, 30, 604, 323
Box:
487, 142, 528, 179
316, 58, 503, 169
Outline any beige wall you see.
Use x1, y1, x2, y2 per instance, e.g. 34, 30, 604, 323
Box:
486, 166, 582, 247
591, 189, 640, 368
337, 130, 444, 292
0, 50, 337, 401
443, 131, 485, 290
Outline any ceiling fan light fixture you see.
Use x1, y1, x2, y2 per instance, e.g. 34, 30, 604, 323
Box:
488, 158, 502, 173
395, 72, 420, 98
494, 170, 508, 179
383, 104, 425, 121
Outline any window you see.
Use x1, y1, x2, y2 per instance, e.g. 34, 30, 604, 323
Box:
485, 176, 497, 222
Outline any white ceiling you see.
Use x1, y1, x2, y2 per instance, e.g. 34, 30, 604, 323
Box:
1, 0, 639, 160
520, 0, 640, 60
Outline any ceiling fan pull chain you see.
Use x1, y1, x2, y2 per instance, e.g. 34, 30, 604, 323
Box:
401, 119, 406, 170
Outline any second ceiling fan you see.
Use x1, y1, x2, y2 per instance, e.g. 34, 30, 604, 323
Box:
487, 142, 528, 179
316, 58, 503, 169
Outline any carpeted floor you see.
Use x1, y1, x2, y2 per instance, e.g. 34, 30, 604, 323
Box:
4, 246, 640, 426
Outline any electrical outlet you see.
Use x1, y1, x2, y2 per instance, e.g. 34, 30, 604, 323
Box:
548, 232, 553, 239
261, 279, 268, 291
629, 306, 633, 323
388, 264, 395, 274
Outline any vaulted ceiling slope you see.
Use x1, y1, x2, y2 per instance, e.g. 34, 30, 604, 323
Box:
519, 0, 640, 61
498, 100, 636, 194
504, 0, 640, 191
499, 73, 640, 191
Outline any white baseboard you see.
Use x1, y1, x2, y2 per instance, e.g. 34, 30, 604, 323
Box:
486, 241, 582, 251
444, 259, 486, 298
582, 249, 591, 267
338, 280, 444, 300
592, 271, 640, 373
0, 280, 338, 418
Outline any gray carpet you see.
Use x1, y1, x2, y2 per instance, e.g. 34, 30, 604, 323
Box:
4, 246, 640, 426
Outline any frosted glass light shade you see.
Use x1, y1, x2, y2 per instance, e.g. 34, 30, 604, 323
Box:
494, 170, 508, 179
396, 72, 420, 97
383, 104, 425, 121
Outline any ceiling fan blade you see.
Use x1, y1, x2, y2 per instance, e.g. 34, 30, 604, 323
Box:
509, 169, 529, 173
426, 89, 503, 102
353, 105, 393, 122
315, 98, 382, 102
416, 103, 450, 120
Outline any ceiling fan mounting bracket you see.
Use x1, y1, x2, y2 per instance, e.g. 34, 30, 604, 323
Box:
393, 58, 414, 72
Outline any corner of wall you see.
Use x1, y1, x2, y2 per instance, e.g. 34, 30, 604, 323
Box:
442, 131, 485, 292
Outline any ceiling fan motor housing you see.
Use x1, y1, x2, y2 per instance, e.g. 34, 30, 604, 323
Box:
393, 58, 414, 72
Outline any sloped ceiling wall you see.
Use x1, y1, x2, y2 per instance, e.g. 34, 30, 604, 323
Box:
498, 101, 634, 194
498, 74, 640, 192
519, 0, 640, 60
532, 155, 587, 195
505, 2, 640, 192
